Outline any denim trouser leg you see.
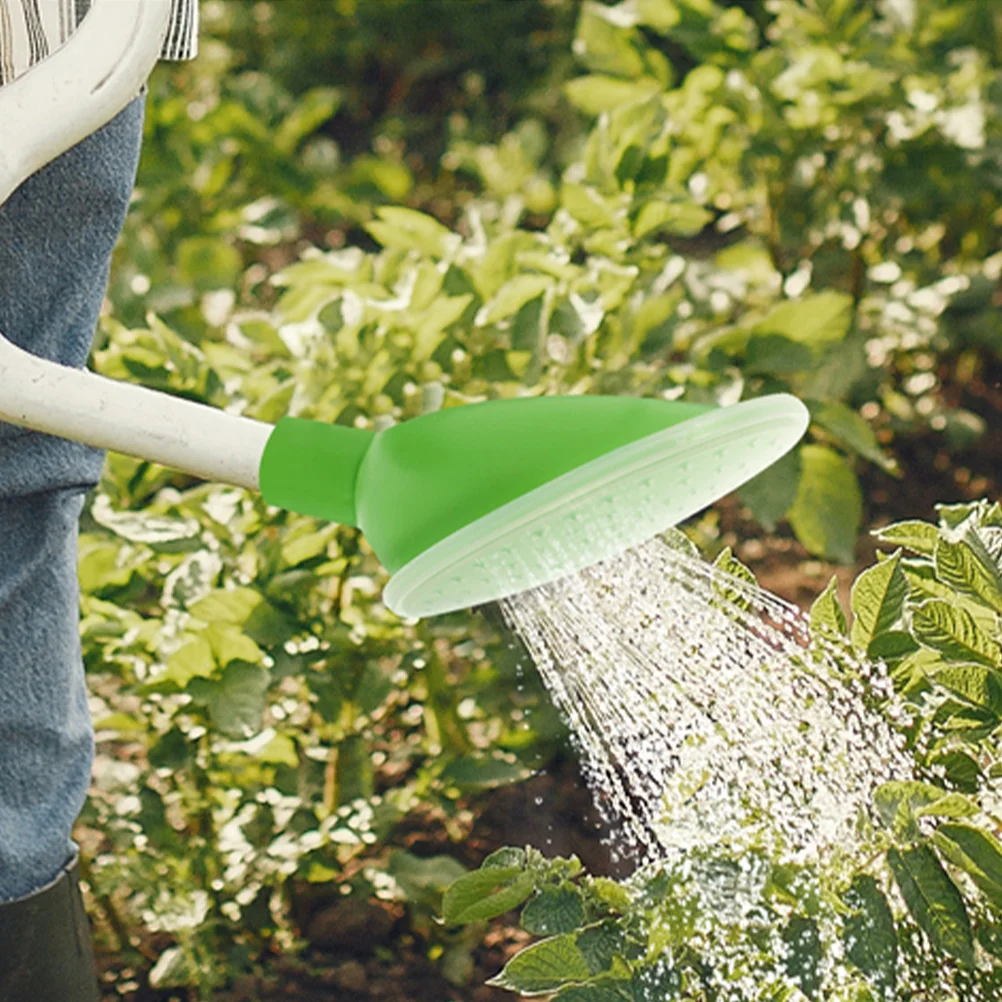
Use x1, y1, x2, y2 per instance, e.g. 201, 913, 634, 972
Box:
0, 89, 145, 903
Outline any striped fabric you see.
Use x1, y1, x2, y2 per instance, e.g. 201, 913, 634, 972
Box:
0, 0, 198, 86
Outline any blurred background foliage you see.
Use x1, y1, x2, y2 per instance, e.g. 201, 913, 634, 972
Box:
74, 0, 1002, 996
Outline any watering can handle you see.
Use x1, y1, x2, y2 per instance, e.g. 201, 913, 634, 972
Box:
0, 0, 171, 206
0, 0, 274, 492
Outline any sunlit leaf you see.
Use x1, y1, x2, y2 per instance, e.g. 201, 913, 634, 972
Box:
787, 445, 863, 564
887, 845, 975, 968
442, 866, 535, 926
909, 599, 1001, 668
487, 933, 593, 995
850, 549, 908, 652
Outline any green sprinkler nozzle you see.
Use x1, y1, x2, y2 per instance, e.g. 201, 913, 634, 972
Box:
258, 392, 809, 619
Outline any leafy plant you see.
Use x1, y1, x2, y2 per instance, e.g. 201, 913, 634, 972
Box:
445, 499, 1002, 999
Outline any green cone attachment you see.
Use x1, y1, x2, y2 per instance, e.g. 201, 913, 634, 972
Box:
259, 393, 809, 619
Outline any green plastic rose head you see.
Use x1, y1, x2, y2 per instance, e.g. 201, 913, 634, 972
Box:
258, 393, 809, 619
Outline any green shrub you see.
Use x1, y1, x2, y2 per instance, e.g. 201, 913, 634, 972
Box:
445, 499, 1002, 999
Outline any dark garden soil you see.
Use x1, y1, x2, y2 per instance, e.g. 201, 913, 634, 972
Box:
92, 354, 1002, 1002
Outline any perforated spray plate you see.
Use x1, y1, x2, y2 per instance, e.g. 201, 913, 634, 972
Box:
382, 394, 809, 619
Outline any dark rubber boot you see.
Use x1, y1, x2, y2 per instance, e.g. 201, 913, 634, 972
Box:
0, 855, 101, 1002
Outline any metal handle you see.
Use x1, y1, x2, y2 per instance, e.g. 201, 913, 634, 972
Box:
0, 0, 275, 492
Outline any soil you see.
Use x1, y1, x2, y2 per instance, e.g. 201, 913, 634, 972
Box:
91, 353, 1002, 1001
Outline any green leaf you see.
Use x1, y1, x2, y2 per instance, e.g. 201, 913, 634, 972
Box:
442, 866, 535, 925
274, 86, 341, 155
914, 794, 978, 820
871, 519, 940, 558
306, 671, 343, 722
248, 731, 299, 767
564, 75, 663, 116
787, 445, 863, 564
842, 874, 897, 998
633, 199, 713, 238
364, 207, 457, 259
749, 291, 854, 349
849, 549, 908, 652
930, 664, 1002, 716
274, 282, 338, 325
866, 630, 919, 664
561, 183, 620, 228
352, 662, 395, 717
781, 916, 822, 999
147, 726, 191, 770
93, 712, 145, 733
188, 587, 292, 646
874, 780, 953, 832
163, 634, 216, 688
573, 2, 647, 77
711, 545, 757, 613
928, 750, 981, 795
487, 934, 593, 995
207, 662, 271, 740
934, 822, 1002, 911
737, 447, 801, 533
177, 236, 243, 292
334, 733, 373, 805
625, 0, 682, 33
937, 502, 984, 531
249, 378, 297, 425
414, 294, 473, 361
715, 240, 779, 282
576, 920, 629, 975
477, 275, 552, 326
280, 523, 339, 567
800, 332, 869, 401
484, 847, 527, 869
901, 558, 966, 606
743, 334, 815, 375
909, 598, 1001, 668
523, 886, 587, 936
810, 574, 848, 640
934, 534, 1002, 615
440, 752, 535, 790
585, 877, 632, 914
203, 621, 264, 666
886, 845, 976, 968
807, 398, 899, 475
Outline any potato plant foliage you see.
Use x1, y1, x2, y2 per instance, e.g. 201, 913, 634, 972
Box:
80, 0, 1002, 993
447, 501, 1002, 1000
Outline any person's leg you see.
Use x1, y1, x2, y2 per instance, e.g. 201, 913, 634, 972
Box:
0, 85, 146, 905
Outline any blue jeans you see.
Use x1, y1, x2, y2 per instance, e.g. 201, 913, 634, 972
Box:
0, 89, 146, 902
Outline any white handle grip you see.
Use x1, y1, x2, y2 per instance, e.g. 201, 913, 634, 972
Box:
0, 0, 172, 205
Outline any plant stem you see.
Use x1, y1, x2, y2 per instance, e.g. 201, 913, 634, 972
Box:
850, 247, 866, 304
